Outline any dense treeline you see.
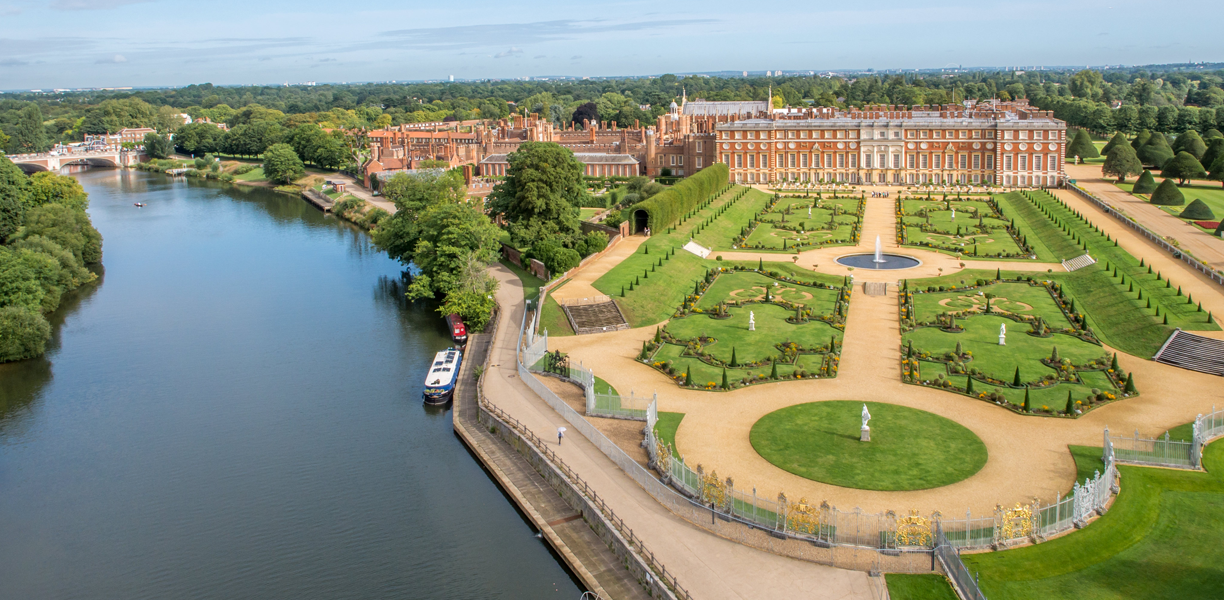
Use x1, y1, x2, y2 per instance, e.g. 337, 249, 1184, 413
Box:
0, 156, 103, 362
5, 64, 1224, 157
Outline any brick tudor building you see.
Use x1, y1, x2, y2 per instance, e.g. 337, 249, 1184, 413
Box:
360, 97, 1065, 189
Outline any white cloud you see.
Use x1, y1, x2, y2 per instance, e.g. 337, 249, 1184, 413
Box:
493, 47, 523, 59
95, 53, 126, 63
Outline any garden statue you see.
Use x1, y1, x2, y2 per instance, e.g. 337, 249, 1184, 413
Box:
749, 311, 756, 331
951, 208, 956, 220
860, 404, 872, 442
998, 322, 1007, 346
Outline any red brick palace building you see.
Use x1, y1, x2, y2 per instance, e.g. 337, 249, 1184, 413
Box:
716, 100, 1066, 187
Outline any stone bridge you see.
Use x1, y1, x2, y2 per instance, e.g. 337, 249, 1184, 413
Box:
9, 148, 143, 173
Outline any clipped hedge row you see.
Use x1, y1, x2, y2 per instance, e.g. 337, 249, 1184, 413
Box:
628, 163, 728, 232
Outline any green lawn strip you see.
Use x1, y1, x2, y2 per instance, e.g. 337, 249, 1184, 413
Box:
1163, 421, 1196, 442
741, 194, 861, 252
233, 166, 266, 181
694, 271, 838, 315
539, 282, 574, 336
721, 260, 846, 287
910, 282, 1073, 328
900, 196, 1029, 260
579, 207, 602, 221
594, 188, 746, 326
749, 401, 987, 491
885, 574, 959, 600
592, 375, 619, 397
499, 258, 545, 303
653, 411, 684, 453
695, 187, 772, 249
995, 192, 1078, 262
667, 304, 841, 364
964, 441, 1224, 600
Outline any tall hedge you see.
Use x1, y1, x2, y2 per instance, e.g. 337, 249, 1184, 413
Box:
627, 163, 728, 232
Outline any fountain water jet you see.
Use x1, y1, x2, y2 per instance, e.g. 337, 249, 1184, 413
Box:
874, 236, 884, 263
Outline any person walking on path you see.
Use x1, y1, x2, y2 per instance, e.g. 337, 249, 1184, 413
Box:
557, 426, 566, 445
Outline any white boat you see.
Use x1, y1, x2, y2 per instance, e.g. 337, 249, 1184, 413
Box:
422, 347, 462, 403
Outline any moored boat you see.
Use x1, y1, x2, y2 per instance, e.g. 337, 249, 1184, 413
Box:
445, 313, 468, 344
422, 347, 462, 403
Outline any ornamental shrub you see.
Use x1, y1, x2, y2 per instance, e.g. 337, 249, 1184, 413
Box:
1132, 170, 1158, 194
1150, 179, 1186, 206
1180, 199, 1214, 220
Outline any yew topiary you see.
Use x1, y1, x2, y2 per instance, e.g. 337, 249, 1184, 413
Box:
1180, 199, 1214, 220
1149, 178, 1185, 206
1132, 170, 1158, 194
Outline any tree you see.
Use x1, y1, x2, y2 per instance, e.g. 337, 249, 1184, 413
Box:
26, 172, 88, 211
485, 141, 585, 248
1149, 178, 1185, 206
1022, 387, 1031, 412
1100, 132, 1129, 156
1172, 130, 1207, 160
1013, 366, 1022, 387
397, 203, 501, 301
1130, 129, 1152, 151
143, 132, 173, 159
8, 104, 48, 154
0, 305, 51, 363
1201, 139, 1224, 176
1065, 129, 1098, 164
1209, 154, 1224, 189
571, 102, 599, 127
262, 143, 304, 184
1180, 199, 1214, 220
17, 203, 103, 264
0, 157, 29, 242
173, 122, 225, 156
1137, 132, 1175, 168
1162, 151, 1207, 185
1102, 143, 1142, 182
1132, 170, 1158, 194
1065, 389, 1076, 415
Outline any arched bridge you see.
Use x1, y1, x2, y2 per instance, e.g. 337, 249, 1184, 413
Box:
8, 148, 143, 173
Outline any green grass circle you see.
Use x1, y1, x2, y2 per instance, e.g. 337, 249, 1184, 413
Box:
750, 401, 988, 491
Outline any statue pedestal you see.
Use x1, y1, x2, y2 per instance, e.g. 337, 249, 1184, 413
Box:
998, 335, 1006, 346
860, 426, 871, 442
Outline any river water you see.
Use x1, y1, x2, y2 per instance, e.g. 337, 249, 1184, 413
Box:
0, 169, 581, 599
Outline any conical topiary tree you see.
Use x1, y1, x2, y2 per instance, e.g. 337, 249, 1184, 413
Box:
1066, 129, 1099, 164
1065, 389, 1076, 415
1163, 151, 1208, 185
654, 327, 661, 344
1124, 373, 1136, 394
1022, 388, 1031, 412
770, 360, 778, 380
721, 367, 729, 390
1172, 130, 1207, 160
730, 346, 738, 367
1131, 129, 1152, 151
1132, 170, 1158, 194
1101, 131, 1129, 156
1201, 138, 1224, 175
1180, 199, 1215, 220
1013, 366, 1022, 387
1150, 178, 1186, 206
966, 377, 975, 395
1138, 133, 1175, 168
1214, 220, 1224, 238
1103, 143, 1143, 183
1050, 346, 1060, 363
684, 363, 692, 386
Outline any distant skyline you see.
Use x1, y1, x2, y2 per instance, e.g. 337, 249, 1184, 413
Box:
1, 0, 1222, 90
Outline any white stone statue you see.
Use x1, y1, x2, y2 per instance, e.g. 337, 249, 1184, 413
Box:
998, 322, 1007, 346
951, 208, 956, 220
861, 404, 871, 429
860, 404, 872, 442
749, 311, 756, 331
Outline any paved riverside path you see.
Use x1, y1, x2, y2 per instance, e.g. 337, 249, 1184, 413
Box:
486, 264, 875, 600
453, 332, 650, 600
1065, 163, 1224, 271
550, 185, 1224, 518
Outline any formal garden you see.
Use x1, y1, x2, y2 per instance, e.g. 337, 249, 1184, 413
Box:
897, 193, 1033, 259
638, 264, 849, 390
728, 192, 864, 252
900, 276, 1132, 416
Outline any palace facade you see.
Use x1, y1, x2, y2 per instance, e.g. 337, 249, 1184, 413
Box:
715, 100, 1067, 187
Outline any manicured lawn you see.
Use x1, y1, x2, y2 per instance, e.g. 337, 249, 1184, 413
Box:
653, 411, 684, 453
693, 187, 771, 249
667, 303, 842, 364
579, 207, 603, 221
500, 258, 545, 303
963, 440, 1224, 600
650, 342, 824, 388
233, 166, 266, 181
885, 574, 959, 600
740, 194, 860, 252
910, 282, 1071, 328
594, 187, 745, 326
721, 260, 847, 288
900, 196, 1031, 260
749, 401, 987, 491
539, 283, 574, 336
695, 271, 838, 315
995, 191, 1080, 262
593, 375, 619, 397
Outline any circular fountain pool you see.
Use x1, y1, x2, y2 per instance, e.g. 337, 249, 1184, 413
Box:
835, 253, 922, 270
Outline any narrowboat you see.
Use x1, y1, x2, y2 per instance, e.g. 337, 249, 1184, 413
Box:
422, 347, 462, 403
445, 313, 468, 344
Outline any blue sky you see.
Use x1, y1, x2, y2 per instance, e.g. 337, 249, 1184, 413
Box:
1, 0, 1221, 90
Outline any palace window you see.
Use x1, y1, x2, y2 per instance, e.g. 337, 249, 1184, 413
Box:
735, 131, 742, 139
1032, 131, 1043, 140
933, 130, 941, 139
696, 157, 703, 168
788, 153, 796, 168
1019, 154, 1028, 170
946, 131, 954, 138
696, 141, 703, 153
933, 154, 941, 169
825, 154, 833, 168
837, 154, 845, 168
906, 130, 915, 139
1003, 131, 1013, 140
907, 154, 915, 169
721, 132, 729, 140
761, 154, 769, 168
1049, 154, 1057, 170
800, 130, 808, 139
986, 131, 995, 139
959, 130, 968, 139
972, 154, 980, 169
878, 153, 885, 167
678, 155, 684, 166
864, 154, 872, 169
920, 130, 929, 139
735, 154, 742, 168
788, 131, 796, 139
920, 155, 928, 169
893, 131, 901, 139
837, 130, 846, 139
1033, 155, 1042, 171
1019, 131, 1029, 140
850, 154, 857, 168
801, 154, 808, 168
893, 154, 901, 169
986, 155, 994, 169
959, 154, 967, 169
748, 154, 755, 168
1004, 155, 1013, 170
723, 153, 730, 165
973, 130, 982, 139
747, 131, 755, 140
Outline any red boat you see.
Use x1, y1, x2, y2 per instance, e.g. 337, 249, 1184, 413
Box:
445, 314, 468, 344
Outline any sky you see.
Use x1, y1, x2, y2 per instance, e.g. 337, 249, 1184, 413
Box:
0, 0, 1222, 90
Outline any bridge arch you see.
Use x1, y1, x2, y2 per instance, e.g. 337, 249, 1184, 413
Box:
15, 163, 49, 174
61, 157, 119, 170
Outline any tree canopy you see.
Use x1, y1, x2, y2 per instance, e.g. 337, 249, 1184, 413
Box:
485, 142, 585, 249
1065, 129, 1099, 164
1100, 132, 1129, 156
1103, 143, 1143, 182
1172, 130, 1207, 160
1180, 199, 1214, 220
1150, 178, 1186, 206
1137, 133, 1175, 168
261, 143, 304, 185
1132, 170, 1158, 194
1162, 151, 1207, 185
